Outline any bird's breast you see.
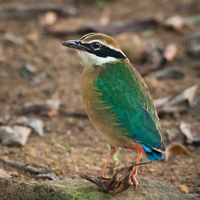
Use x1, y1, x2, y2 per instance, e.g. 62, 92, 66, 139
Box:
81, 65, 135, 148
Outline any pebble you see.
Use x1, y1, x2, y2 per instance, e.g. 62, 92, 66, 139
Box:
0, 125, 31, 146
177, 185, 189, 193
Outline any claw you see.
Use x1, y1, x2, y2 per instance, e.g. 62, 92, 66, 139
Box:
131, 174, 138, 189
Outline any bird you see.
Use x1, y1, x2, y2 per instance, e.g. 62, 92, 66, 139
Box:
62, 33, 165, 187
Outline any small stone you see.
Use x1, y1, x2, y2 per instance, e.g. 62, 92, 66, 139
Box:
177, 185, 189, 194
0, 125, 31, 146
41, 12, 58, 26
27, 118, 44, 136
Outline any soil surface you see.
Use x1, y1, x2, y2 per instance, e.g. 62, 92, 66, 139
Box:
0, 0, 200, 198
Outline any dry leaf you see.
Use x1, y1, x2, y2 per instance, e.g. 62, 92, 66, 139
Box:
165, 143, 189, 161
162, 85, 198, 113
81, 164, 134, 195
165, 15, 187, 31
180, 121, 200, 144
166, 128, 185, 143
153, 96, 171, 110
0, 169, 11, 178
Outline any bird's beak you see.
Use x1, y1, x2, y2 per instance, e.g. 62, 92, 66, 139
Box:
62, 40, 89, 51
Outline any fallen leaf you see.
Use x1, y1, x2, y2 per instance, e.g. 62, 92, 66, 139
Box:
81, 161, 151, 195
162, 85, 198, 113
81, 164, 134, 195
0, 169, 11, 178
166, 128, 185, 143
165, 15, 187, 32
165, 143, 189, 161
180, 121, 200, 144
153, 96, 171, 110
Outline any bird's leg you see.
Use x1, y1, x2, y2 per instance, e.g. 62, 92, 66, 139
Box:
131, 149, 142, 186
99, 147, 115, 178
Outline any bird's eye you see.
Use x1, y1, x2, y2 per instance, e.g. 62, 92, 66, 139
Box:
91, 42, 101, 50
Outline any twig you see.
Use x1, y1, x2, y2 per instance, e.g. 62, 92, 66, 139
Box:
0, 159, 41, 175
59, 109, 88, 118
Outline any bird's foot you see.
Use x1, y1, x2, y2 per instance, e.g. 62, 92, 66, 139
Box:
99, 173, 104, 178
131, 174, 138, 189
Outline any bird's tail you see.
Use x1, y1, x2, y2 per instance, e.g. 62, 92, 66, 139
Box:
141, 143, 165, 161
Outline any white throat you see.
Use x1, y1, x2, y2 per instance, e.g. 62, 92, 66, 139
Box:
78, 51, 117, 66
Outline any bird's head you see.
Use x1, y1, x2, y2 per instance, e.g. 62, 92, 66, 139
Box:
62, 33, 126, 66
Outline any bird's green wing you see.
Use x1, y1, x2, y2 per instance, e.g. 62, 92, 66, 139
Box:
95, 60, 162, 150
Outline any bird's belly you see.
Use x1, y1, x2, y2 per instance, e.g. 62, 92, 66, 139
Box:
82, 91, 135, 148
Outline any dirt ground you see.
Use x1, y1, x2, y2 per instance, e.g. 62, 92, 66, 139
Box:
0, 0, 200, 198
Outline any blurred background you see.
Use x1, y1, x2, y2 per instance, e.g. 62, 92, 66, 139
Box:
0, 0, 200, 197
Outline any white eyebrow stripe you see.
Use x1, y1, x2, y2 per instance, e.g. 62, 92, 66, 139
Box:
86, 40, 126, 57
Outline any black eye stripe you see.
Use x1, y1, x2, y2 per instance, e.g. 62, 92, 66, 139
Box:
80, 42, 126, 59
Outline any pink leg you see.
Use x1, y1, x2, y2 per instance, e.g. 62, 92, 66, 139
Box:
99, 147, 115, 177
131, 149, 142, 186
